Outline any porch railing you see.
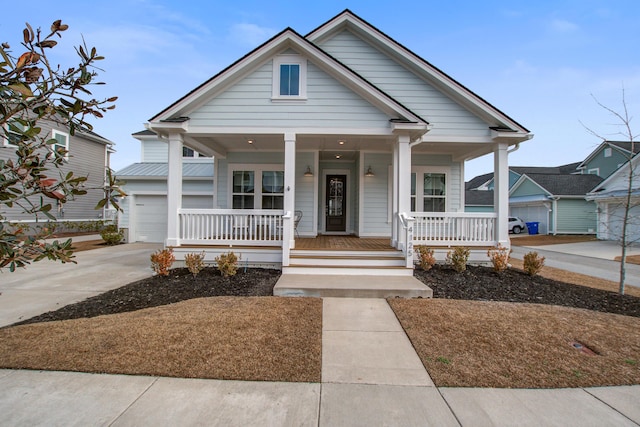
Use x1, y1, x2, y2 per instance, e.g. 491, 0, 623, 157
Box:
178, 209, 284, 246
412, 212, 497, 246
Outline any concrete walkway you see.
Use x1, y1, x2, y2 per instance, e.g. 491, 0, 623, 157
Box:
1, 297, 639, 426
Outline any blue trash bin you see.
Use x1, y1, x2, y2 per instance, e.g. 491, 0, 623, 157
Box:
525, 222, 539, 235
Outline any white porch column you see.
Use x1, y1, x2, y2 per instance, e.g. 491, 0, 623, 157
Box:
282, 132, 296, 265
493, 142, 509, 247
391, 142, 399, 247
397, 134, 412, 251
166, 132, 184, 247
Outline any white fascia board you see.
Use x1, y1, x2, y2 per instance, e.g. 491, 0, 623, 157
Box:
151, 29, 425, 125
490, 129, 534, 144
187, 126, 395, 136
147, 120, 188, 136
308, 12, 530, 135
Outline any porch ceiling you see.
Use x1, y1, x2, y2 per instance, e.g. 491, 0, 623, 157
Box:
187, 133, 495, 161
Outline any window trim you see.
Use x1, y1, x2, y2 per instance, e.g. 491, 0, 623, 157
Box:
1, 122, 22, 147
604, 147, 612, 157
410, 166, 450, 213
51, 129, 70, 159
272, 55, 307, 101
228, 163, 285, 210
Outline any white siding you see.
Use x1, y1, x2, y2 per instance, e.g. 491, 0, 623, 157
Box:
295, 152, 315, 235
141, 140, 168, 162
361, 152, 391, 235
317, 30, 490, 138
189, 60, 393, 129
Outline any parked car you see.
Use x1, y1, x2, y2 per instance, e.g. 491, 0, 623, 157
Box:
509, 217, 526, 234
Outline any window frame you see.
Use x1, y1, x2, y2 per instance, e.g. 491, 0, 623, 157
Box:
228, 164, 285, 210
272, 55, 307, 101
410, 166, 450, 213
1, 121, 23, 147
51, 129, 70, 159
604, 147, 612, 157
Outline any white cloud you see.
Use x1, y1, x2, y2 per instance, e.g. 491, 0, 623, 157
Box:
229, 23, 277, 46
550, 19, 579, 33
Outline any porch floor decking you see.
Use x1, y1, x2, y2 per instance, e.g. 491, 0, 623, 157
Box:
295, 236, 393, 251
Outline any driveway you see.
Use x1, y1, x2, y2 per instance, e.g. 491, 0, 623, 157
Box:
0, 243, 161, 327
511, 240, 640, 289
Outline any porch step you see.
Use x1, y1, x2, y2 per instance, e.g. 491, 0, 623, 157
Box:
274, 274, 432, 298
282, 265, 413, 276
289, 249, 407, 268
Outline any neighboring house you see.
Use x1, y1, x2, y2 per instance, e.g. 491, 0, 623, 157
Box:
577, 140, 640, 180
509, 173, 603, 235
1, 119, 114, 223
117, 130, 214, 243
141, 9, 533, 273
587, 153, 640, 243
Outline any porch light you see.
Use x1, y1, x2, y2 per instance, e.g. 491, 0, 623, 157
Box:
338, 140, 345, 145
335, 154, 341, 159
247, 139, 254, 144
365, 166, 374, 177
304, 166, 313, 177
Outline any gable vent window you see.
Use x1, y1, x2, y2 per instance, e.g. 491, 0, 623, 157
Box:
604, 147, 612, 157
51, 129, 69, 159
272, 55, 307, 100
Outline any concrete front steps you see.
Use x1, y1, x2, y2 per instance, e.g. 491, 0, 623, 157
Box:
283, 249, 412, 276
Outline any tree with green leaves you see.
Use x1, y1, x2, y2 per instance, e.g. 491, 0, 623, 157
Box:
1, 20, 124, 271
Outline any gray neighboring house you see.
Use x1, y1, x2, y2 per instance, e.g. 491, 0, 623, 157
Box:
587, 151, 640, 243
465, 162, 602, 234
1, 119, 114, 222
117, 130, 214, 243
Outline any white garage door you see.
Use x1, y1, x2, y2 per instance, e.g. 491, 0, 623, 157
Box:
607, 203, 640, 242
133, 195, 213, 243
510, 205, 549, 234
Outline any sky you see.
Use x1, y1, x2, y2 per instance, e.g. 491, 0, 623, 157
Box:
2, 0, 639, 180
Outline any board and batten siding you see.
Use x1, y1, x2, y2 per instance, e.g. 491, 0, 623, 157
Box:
317, 30, 490, 138
0, 121, 108, 221
556, 199, 597, 234
189, 60, 393, 129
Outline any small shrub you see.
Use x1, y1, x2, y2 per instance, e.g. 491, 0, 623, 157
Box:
215, 251, 238, 277
487, 243, 511, 273
150, 248, 175, 276
415, 245, 437, 271
446, 246, 470, 273
100, 224, 123, 245
185, 251, 206, 277
523, 251, 545, 276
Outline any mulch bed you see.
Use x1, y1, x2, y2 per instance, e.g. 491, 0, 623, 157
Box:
414, 265, 640, 318
13, 268, 281, 326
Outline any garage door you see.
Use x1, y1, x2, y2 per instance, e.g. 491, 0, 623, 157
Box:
510, 205, 549, 234
133, 195, 213, 243
607, 203, 640, 242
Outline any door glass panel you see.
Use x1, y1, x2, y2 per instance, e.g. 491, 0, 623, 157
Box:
328, 178, 343, 216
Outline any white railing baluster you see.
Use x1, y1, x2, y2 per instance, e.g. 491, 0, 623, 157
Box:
409, 212, 497, 246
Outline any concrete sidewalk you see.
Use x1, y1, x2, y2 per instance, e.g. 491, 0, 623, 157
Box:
1, 298, 639, 426
511, 240, 640, 288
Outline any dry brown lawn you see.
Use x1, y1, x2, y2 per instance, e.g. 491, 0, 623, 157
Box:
0, 297, 322, 383
388, 298, 640, 388
511, 234, 598, 246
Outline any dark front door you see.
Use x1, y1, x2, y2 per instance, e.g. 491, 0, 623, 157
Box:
326, 175, 346, 232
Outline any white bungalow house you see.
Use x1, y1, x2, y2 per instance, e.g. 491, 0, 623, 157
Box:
145, 10, 532, 275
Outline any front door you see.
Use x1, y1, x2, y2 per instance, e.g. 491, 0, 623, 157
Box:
326, 175, 347, 232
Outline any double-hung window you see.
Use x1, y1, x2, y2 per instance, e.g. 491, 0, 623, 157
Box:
2, 121, 23, 147
51, 129, 69, 159
272, 55, 307, 100
410, 168, 448, 212
231, 166, 284, 210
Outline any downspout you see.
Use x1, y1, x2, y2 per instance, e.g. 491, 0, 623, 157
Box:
507, 143, 520, 154
550, 196, 559, 235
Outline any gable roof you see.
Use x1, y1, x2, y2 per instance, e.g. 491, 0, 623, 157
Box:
465, 189, 494, 206
466, 162, 581, 191
515, 173, 603, 196
307, 9, 530, 135
577, 140, 640, 170
149, 25, 428, 128
465, 172, 493, 190
588, 153, 640, 197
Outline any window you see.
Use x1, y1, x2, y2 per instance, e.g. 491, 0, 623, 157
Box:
232, 171, 255, 209
183, 146, 205, 158
411, 168, 448, 212
272, 55, 307, 100
2, 121, 24, 147
604, 147, 612, 157
261, 171, 284, 209
51, 129, 69, 159
230, 166, 284, 209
